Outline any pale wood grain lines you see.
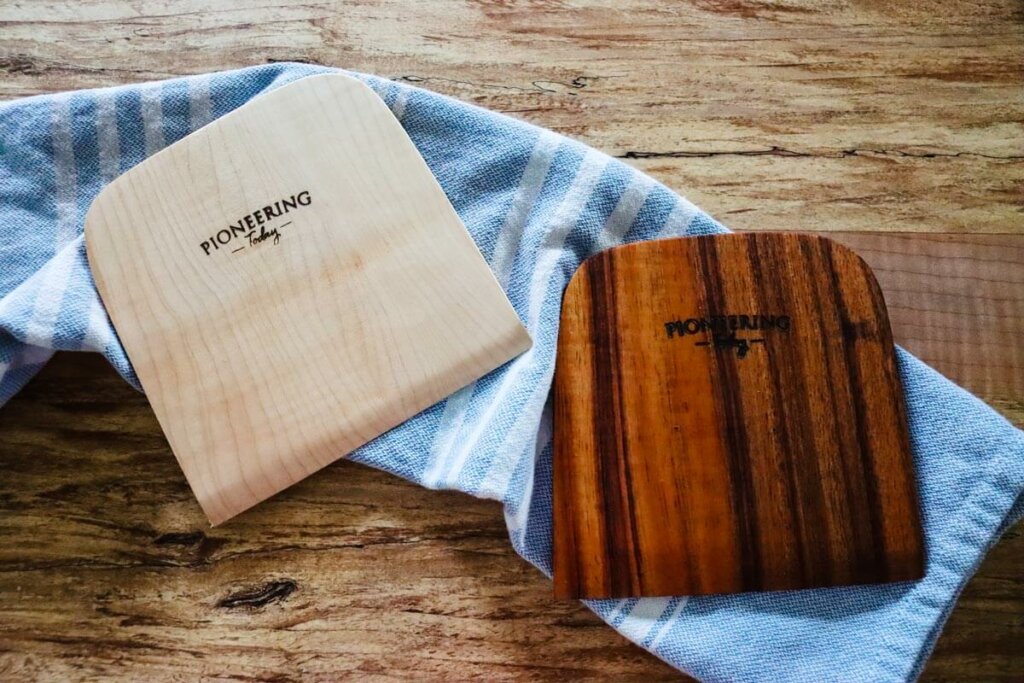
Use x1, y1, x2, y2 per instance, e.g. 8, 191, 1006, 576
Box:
85, 74, 530, 524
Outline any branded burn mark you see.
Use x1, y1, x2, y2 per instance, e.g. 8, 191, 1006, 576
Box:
200, 192, 310, 256
664, 314, 791, 359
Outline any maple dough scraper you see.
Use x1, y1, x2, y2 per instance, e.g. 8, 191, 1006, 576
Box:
85, 74, 531, 525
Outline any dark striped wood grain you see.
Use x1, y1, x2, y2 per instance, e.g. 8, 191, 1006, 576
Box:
553, 233, 926, 599
823, 232, 1024, 410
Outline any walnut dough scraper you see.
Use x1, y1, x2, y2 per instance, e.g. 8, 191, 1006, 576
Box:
85, 74, 531, 525
552, 233, 925, 599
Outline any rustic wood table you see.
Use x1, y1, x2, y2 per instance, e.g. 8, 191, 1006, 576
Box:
1, 1, 1021, 680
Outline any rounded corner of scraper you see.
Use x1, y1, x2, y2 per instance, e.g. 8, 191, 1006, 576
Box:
822, 234, 878, 273
563, 251, 604, 310
289, 72, 393, 111
810, 233, 890, 307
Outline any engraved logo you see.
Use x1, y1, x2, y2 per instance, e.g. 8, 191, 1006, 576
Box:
664, 314, 791, 359
199, 191, 312, 256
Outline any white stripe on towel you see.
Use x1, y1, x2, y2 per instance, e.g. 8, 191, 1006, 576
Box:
189, 74, 214, 131
490, 129, 561, 290
422, 130, 561, 488
83, 91, 127, 352
422, 381, 475, 488
657, 197, 700, 239
504, 400, 552, 546
391, 87, 410, 122
434, 148, 610, 490
617, 597, 674, 644
648, 598, 688, 650
23, 96, 78, 349
593, 172, 655, 253
141, 85, 165, 155
479, 165, 654, 498
96, 93, 121, 183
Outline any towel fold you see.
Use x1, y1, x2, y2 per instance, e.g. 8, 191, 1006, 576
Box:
1, 63, 1020, 682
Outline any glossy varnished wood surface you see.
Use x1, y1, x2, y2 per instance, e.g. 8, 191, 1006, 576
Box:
1, 0, 1021, 679
554, 234, 925, 599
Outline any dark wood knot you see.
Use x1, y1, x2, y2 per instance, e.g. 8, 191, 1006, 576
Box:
217, 580, 298, 610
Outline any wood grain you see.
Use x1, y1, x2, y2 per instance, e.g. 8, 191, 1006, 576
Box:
0, 0, 1021, 679
824, 232, 1024, 407
85, 73, 530, 525
554, 234, 925, 599
0, 355, 683, 682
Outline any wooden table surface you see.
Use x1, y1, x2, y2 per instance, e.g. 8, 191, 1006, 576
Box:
1, 1, 1021, 681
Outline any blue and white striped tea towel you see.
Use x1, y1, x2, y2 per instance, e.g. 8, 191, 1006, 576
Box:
1, 63, 1021, 682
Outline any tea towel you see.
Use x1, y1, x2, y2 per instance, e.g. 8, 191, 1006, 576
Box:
1, 63, 1021, 682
